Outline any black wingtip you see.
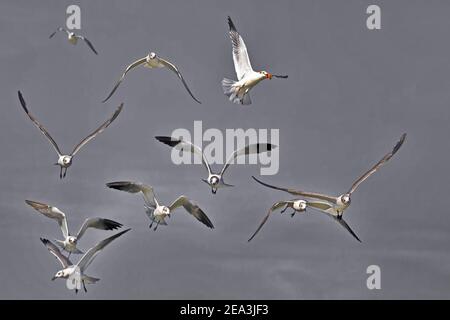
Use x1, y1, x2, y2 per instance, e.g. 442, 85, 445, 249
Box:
17, 91, 28, 112
227, 16, 237, 32
155, 136, 181, 147
393, 133, 407, 154
40, 237, 49, 245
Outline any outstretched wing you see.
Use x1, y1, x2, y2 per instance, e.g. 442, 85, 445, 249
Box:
26, 200, 69, 239
102, 57, 147, 103
220, 143, 276, 176
252, 176, 338, 204
76, 218, 123, 240
248, 201, 291, 242
158, 57, 201, 104
77, 229, 131, 272
155, 136, 212, 175
18, 91, 62, 156
77, 35, 98, 55
40, 238, 72, 268
169, 196, 214, 229
106, 181, 159, 208
49, 27, 68, 39
306, 201, 361, 242
70, 104, 123, 156
227, 16, 253, 80
347, 133, 407, 195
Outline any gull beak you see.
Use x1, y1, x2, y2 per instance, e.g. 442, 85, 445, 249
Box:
51, 276, 57, 281
53, 163, 59, 166
266, 73, 273, 80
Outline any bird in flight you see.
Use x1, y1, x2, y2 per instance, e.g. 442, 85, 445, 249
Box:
155, 136, 276, 194
102, 52, 201, 104
222, 16, 288, 105
40, 228, 130, 293
18, 91, 123, 179
49, 27, 98, 55
250, 133, 407, 242
106, 181, 214, 230
26, 199, 123, 257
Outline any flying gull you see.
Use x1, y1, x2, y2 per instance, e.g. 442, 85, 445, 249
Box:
222, 16, 288, 105
49, 27, 98, 55
106, 181, 214, 230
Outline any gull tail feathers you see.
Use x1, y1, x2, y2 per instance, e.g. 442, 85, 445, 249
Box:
222, 78, 251, 105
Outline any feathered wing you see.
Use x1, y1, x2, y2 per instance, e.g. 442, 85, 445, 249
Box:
248, 201, 291, 242
347, 133, 407, 195
252, 176, 338, 204
75, 218, 123, 240
169, 196, 214, 229
70, 104, 123, 156
102, 57, 147, 102
18, 91, 62, 157
49, 27, 68, 39
77, 35, 98, 55
306, 201, 361, 242
106, 181, 159, 208
25, 200, 69, 239
155, 136, 212, 175
77, 229, 131, 272
40, 238, 72, 268
227, 16, 253, 80
158, 57, 201, 104
220, 143, 276, 176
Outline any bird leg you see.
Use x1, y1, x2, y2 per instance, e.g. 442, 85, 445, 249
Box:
280, 205, 289, 214
83, 280, 87, 293
291, 211, 296, 218
153, 221, 160, 231
63, 167, 68, 178
59, 167, 63, 179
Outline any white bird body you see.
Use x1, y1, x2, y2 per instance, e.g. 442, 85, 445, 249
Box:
57, 155, 73, 168
42, 229, 130, 293
68, 32, 77, 45
26, 200, 123, 255
222, 16, 287, 105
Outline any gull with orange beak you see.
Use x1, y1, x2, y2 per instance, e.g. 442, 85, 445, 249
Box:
222, 16, 288, 105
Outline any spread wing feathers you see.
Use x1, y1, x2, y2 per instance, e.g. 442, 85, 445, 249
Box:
155, 136, 212, 175
40, 238, 72, 268
75, 218, 123, 240
227, 16, 253, 80
102, 57, 147, 103
220, 143, 276, 176
76, 35, 98, 55
25, 200, 69, 239
77, 229, 131, 272
169, 196, 214, 229
70, 104, 123, 156
106, 181, 158, 208
18, 91, 62, 156
158, 57, 201, 104
252, 176, 338, 204
335, 217, 361, 242
248, 201, 292, 242
307, 203, 361, 242
49, 27, 68, 38
347, 133, 407, 195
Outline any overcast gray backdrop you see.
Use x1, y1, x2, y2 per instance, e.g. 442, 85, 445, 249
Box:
0, 0, 449, 299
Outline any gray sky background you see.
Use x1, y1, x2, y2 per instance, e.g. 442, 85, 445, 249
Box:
0, 0, 449, 299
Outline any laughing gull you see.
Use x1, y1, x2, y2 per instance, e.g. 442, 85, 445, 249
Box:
26, 200, 123, 257
40, 228, 130, 293
222, 16, 288, 105
251, 133, 407, 241
18, 91, 123, 178
247, 199, 361, 242
155, 136, 277, 194
106, 181, 214, 230
102, 52, 201, 103
49, 27, 98, 55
